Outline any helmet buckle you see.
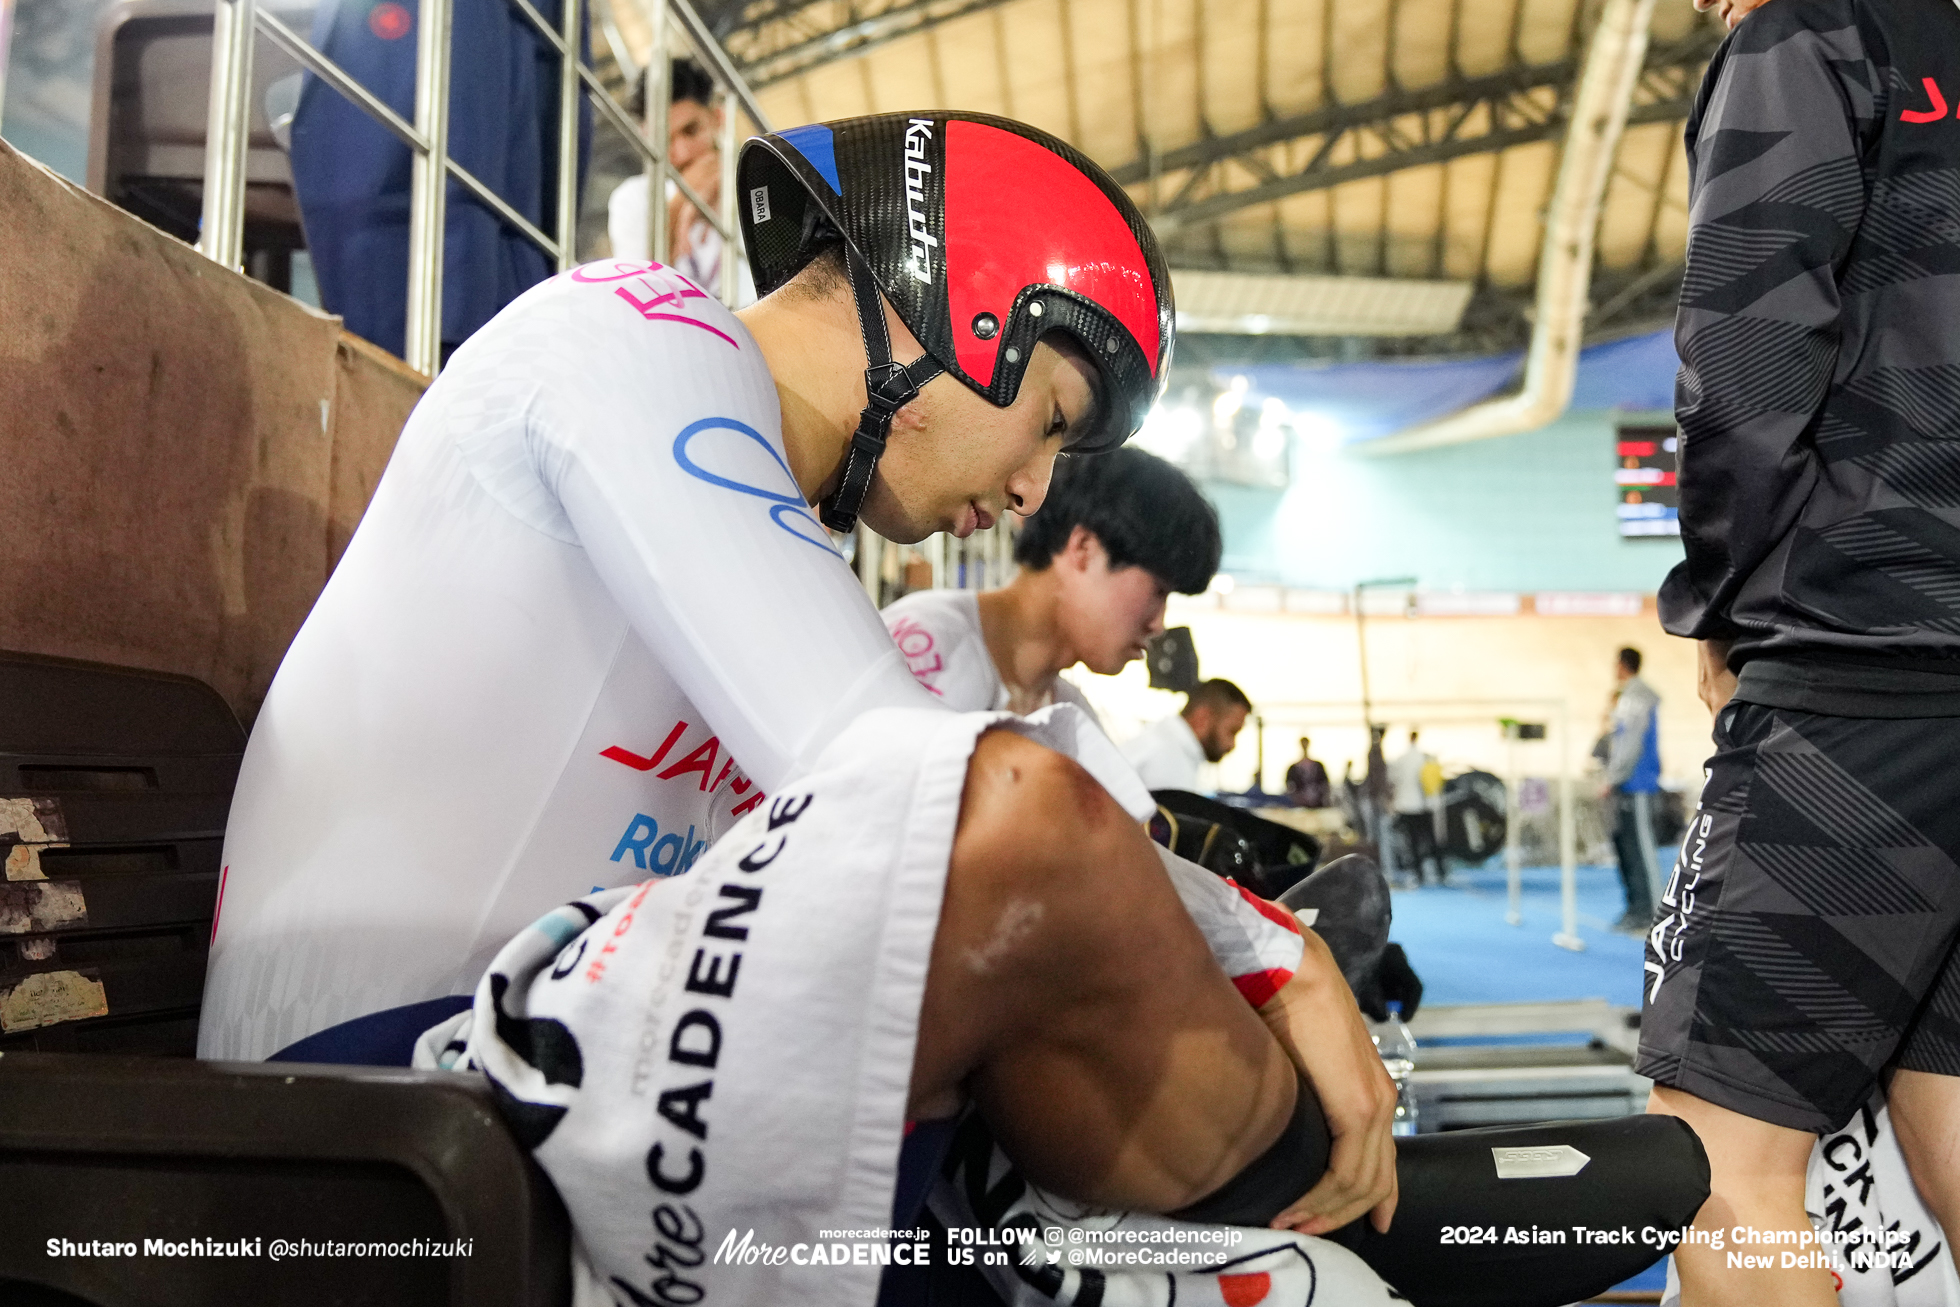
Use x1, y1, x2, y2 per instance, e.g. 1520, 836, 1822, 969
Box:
863, 360, 921, 415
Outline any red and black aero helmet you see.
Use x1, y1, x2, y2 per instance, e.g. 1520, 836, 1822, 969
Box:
738, 112, 1176, 532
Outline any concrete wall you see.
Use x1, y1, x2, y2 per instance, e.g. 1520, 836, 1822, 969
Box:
0, 139, 424, 724
1208, 408, 1686, 593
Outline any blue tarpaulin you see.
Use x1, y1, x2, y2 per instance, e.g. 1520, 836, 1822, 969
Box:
1221, 328, 1680, 444
290, 0, 592, 361
1567, 329, 1679, 412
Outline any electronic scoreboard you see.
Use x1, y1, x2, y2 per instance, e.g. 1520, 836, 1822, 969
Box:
1616, 425, 1679, 537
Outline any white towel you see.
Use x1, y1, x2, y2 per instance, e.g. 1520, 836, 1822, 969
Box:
1658, 1096, 1960, 1307
414, 703, 1353, 1306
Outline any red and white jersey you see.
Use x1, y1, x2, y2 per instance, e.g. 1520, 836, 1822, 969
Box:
1203, 871, 1308, 1008
199, 262, 935, 1060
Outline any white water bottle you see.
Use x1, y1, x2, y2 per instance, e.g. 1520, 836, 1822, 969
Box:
1373, 1001, 1420, 1137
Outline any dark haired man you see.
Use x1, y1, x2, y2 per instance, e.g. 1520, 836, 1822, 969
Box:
882, 446, 1220, 716
1126, 678, 1255, 792
606, 59, 754, 303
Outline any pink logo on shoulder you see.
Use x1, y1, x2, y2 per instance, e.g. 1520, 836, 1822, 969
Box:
570, 260, 665, 283
570, 261, 740, 349
888, 617, 945, 693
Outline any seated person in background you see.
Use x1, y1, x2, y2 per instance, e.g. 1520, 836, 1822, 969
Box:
881, 446, 1220, 716
1124, 677, 1253, 791
1286, 734, 1332, 808
605, 59, 755, 305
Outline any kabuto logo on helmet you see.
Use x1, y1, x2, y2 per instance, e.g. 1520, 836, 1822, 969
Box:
902, 118, 937, 284
737, 112, 1176, 532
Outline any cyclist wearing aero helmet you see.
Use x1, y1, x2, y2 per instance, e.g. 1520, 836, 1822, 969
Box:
201, 112, 1395, 1266
201, 108, 1196, 1051
400, 113, 1398, 1304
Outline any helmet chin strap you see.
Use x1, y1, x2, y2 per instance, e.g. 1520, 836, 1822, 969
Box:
819, 246, 946, 534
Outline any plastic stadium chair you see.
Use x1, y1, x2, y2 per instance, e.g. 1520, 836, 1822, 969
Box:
0, 651, 244, 1056
0, 1051, 571, 1305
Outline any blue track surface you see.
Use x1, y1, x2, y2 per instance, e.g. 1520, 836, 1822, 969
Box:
1388, 856, 1673, 1295
1389, 859, 1660, 1009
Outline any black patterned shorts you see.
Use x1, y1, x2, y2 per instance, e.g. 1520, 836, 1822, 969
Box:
1637, 701, 1960, 1134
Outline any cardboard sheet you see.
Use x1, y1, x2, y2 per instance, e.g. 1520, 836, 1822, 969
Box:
0, 139, 425, 723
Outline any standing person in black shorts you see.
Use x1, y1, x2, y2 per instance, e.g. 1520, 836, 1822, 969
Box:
1640, 0, 1960, 1302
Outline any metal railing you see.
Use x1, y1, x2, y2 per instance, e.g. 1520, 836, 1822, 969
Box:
1249, 696, 1586, 952
0, 0, 17, 136
852, 519, 1021, 606
197, 0, 770, 376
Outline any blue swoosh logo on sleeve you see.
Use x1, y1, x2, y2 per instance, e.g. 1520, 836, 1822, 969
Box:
672, 417, 840, 555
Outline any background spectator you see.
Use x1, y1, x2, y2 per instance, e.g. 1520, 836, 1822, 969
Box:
606, 59, 755, 304
1285, 735, 1332, 808
1389, 728, 1443, 884
289, 0, 590, 361
1123, 678, 1252, 792
1599, 647, 1661, 934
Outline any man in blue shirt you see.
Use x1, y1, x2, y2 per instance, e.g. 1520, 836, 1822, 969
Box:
1601, 646, 1662, 935
289, 0, 589, 361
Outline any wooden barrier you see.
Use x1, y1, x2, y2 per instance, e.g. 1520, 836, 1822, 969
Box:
0, 139, 426, 725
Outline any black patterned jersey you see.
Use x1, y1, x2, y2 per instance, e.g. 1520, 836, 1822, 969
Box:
1659, 0, 1960, 674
